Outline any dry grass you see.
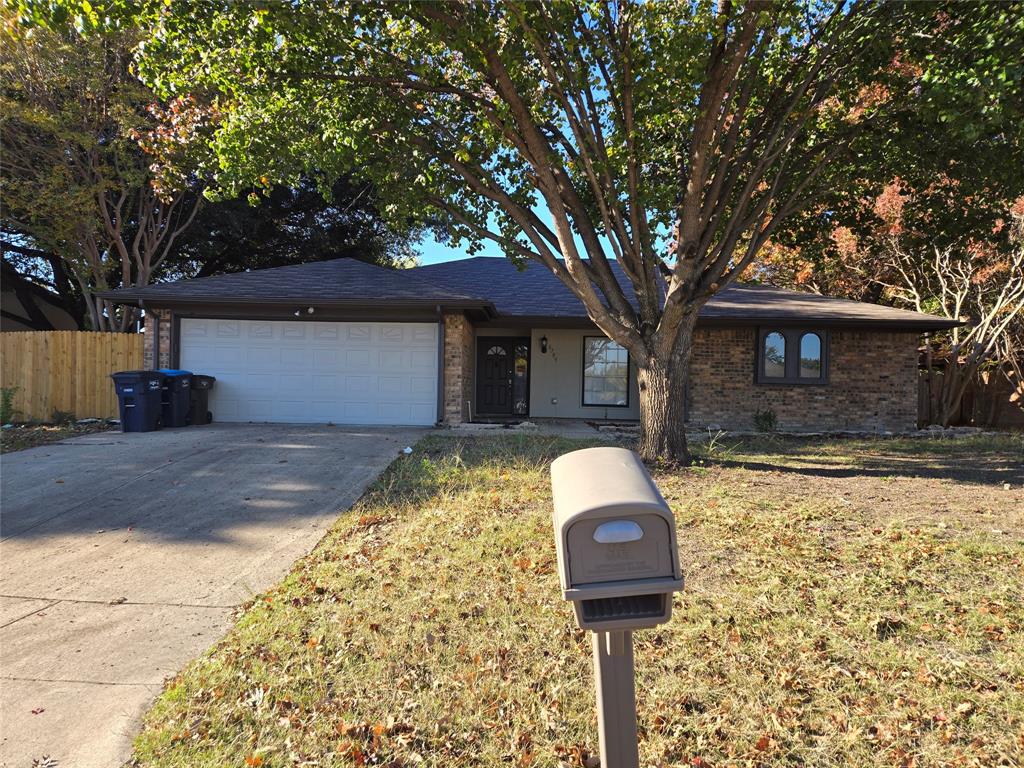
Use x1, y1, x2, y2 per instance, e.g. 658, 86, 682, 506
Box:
131, 433, 1023, 768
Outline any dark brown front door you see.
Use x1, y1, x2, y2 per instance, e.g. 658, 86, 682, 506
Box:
477, 339, 514, 414
476, 337, 530, 416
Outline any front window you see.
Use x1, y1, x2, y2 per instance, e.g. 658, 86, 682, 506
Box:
583, 337, 629, 407
757, 329, 828, 384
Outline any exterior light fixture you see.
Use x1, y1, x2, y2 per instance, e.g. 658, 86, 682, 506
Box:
307, 307, 315, 314
540, 335, 549, 353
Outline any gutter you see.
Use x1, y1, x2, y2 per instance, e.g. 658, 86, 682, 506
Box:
97, 293, 496, 317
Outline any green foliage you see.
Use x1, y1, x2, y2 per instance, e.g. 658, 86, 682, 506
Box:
0, 12, 171, 330
1, 387, 18, 424
125, 2, 898, 242
753, 407, 778, 433
164, 177, 421, 280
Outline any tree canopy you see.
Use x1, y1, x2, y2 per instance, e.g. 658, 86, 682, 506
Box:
1, 9, 422, 330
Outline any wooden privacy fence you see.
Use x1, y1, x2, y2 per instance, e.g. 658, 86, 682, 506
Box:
0, 331, 144, 421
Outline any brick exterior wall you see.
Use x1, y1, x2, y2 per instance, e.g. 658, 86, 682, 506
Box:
686, 328, 920, 432
442, 312, 474, 424
142, 309, 172, 369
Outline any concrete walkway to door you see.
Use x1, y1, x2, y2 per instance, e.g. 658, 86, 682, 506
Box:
0, 423, 425, 768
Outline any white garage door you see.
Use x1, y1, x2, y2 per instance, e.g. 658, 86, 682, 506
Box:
179, 319, 438, 425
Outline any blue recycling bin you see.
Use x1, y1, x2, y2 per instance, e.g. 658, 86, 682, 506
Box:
111, 371, 163, 432
157, 369, 193, 428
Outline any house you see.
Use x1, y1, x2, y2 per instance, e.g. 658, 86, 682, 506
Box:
100, 257, 957, 432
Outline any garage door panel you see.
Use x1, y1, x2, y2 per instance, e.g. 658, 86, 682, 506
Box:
179, 319, 437, 425
378, 349, 404, 369
410, 376, 435, 395
345, 375, 372, 394
247, 322, 274, 338
409, 403, 436, 423
313, 349, 340, 368
411, 350, 435, 370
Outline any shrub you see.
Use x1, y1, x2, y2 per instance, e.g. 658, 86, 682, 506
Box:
1, 387, 17, 424
50, 409, 76, 425
753, 407, 778, 433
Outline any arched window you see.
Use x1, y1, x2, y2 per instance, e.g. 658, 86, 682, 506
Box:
486, 345, 507, 357
763, 332, 786, 378
799, 333, 822, 378
757, 329, 828, 384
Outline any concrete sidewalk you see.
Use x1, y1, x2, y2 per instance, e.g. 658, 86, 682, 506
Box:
0, 423, 424, 768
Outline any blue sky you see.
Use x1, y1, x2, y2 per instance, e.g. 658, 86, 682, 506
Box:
416, 232, 489, 264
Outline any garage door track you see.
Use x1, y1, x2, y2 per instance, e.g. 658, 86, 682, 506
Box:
0, 423, 425, 768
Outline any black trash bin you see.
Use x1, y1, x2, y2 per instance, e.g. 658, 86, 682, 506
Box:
189, 375, 216, 425
157, 369, 193, 428
111, 371, 163, 432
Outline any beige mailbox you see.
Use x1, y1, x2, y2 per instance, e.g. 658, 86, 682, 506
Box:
551, 446, 683, 632
551, 446, 684, 768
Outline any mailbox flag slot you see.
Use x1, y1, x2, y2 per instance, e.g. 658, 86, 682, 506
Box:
581, 594, 665, 623
593, 520, 644, 544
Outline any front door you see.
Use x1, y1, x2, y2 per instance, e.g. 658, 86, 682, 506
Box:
476, 337, 530, 416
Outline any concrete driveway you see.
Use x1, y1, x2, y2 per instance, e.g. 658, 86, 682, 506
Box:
0, 423, 426, 768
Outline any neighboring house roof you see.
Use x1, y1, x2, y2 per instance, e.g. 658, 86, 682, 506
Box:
1, 261, 79, 332
101, 255, 959, 331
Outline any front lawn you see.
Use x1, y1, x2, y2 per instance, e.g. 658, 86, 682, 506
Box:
131, 433, 1023, 767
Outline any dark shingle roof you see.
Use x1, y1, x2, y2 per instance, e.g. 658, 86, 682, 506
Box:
99, 258, 488, 308
416, 257, 958, 330
416, 257, 640, 318
103, 255, 958, 330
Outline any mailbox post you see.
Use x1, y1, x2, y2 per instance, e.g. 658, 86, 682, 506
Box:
551, 447, 683, 768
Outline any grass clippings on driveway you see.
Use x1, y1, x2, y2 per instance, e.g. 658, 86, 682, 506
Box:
131, 433, 1023, 768
0, 422, 116, 453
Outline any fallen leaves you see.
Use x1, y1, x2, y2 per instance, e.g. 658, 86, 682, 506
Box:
127, 434, 1024, 768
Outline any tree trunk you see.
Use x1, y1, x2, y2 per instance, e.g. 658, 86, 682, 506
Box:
636, 316, 697, 464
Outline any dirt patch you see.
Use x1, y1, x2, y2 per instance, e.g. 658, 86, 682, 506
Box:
0, 422, 118, 453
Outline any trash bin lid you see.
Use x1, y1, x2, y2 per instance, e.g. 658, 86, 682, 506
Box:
157, 369, 193, 376
112, 370, 162, 380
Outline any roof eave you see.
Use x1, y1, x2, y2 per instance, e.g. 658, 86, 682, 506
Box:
99, 292, 493, 312
483, 312, 960, 331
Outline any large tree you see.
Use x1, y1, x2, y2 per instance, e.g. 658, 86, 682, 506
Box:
1, 10, 421, 328
0, 13, 204, 330
163, 177, 419, 282
34, 0, 1008, 459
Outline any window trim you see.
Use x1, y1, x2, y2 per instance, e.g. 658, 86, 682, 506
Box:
755, 328, 829, 385
581, 335, 631, 408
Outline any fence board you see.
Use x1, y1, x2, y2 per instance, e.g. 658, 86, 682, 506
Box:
0, 331, 144, 421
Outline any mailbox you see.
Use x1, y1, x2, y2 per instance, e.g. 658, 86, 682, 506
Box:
551, 446, 683, 632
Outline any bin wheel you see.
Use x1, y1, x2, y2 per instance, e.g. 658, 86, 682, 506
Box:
206, 411, 213, 424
